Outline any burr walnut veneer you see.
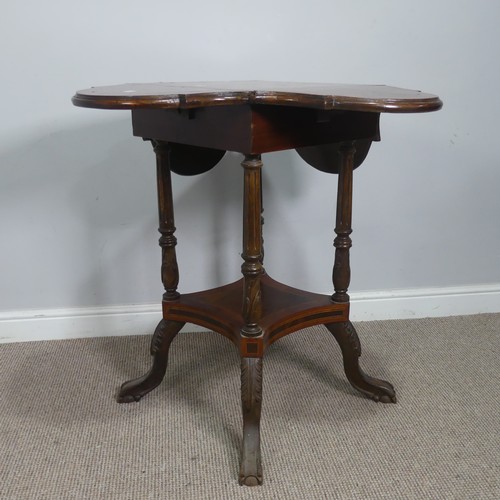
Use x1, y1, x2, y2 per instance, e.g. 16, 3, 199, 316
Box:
72, 82, 442, 486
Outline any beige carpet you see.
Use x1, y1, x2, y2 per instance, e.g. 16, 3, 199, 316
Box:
1, 314, 499, 499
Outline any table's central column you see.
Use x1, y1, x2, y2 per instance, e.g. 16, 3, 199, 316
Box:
240, 154, 264, 337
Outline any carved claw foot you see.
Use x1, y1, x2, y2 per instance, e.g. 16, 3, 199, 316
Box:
239, 357, 263, 486
325, 321, 397, 404
117, 319, 185, 403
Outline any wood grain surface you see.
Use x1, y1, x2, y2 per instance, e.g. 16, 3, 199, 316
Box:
72, 81, 442, 113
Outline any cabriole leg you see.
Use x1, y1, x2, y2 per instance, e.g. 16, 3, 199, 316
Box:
325, 321, 396, 403
117, 319, 185, 403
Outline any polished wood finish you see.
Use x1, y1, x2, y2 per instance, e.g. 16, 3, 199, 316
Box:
117, 319, 185, 403
332, 142, 355, 303
241, 155, 264, 338
72, 81, 442, 113
131, 106, 380, 154
325, 321, 396, 403
72, 81, 442, 486
161, 274, 348, 356
152, 141, 180, 301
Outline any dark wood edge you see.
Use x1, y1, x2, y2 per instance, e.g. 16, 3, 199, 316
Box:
72, 90, 443, 113
266, 305, 348, 346
71, 92, 251, 110
163, 304, 239, 345
329, 96, 443, 113
253, 92, 443, 113
71, 94, 180, 109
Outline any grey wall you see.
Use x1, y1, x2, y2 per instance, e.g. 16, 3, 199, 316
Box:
1, 0, 499, 313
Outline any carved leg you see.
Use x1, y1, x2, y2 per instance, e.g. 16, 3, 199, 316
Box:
331, 142, 354, 304
240, 154, 264, 337
118, 140, 184, 404
260, 171, 265, 265
152, 140, 180, 302
239, 357, 263, 486
327, 143, 396, 403
239, 155, 264, 485
325, 321, 396, 403
117, 319, 185, 403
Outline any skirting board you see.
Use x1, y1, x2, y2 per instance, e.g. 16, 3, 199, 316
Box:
1, 284, 499, 344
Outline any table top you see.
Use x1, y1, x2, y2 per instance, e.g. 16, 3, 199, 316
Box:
72, 81, 442, 113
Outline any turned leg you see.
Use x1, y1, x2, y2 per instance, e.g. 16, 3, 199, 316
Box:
117, 140, 183, 403
117, 319, 185, 403
239, 154, 265, 485
153, 140, 180, 302
328, 142, 396, 403
240, 154, 264, 337
239, 357, 263, 486
331, 142, 354, 304
260, 171, 265, 265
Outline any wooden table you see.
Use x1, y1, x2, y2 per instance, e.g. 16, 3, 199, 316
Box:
72, 82, 442, 486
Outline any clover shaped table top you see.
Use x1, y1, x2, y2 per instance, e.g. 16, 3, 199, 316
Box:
72, 81, 442, 112
72, 82, 442, 156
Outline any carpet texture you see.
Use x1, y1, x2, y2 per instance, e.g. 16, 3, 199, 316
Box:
1, 314, 499, 499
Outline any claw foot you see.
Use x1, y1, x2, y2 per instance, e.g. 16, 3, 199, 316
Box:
361, 377, 397, 403
116, 373, 160, 403
326, 321, 397, 404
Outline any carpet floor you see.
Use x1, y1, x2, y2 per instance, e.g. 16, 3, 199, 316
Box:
1, 314, 499, 499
